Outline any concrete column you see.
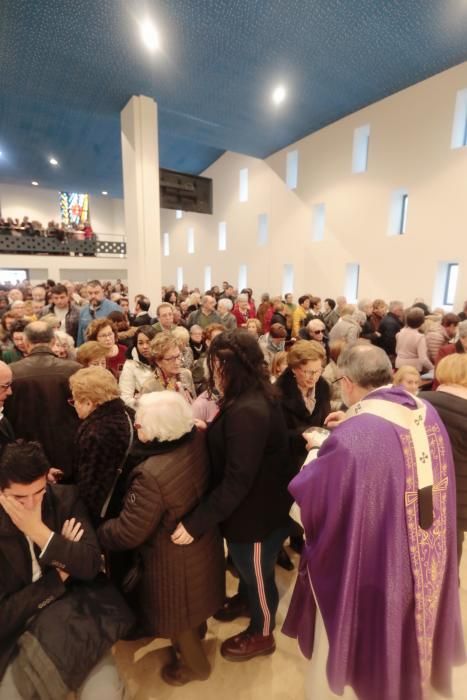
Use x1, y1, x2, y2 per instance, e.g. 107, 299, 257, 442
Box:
121, 95, 161, 307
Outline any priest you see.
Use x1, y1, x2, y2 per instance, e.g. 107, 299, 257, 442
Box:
283, 344, 465, 700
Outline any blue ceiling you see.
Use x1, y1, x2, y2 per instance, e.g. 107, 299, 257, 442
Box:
1, 0, 467, 197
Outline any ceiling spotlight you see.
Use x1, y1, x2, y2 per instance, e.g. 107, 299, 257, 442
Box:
49, 157, 58, 166
101, 191, 108, 196
272, 85, 286, 106
31, 181, 39, 186
140, 18, 160, 51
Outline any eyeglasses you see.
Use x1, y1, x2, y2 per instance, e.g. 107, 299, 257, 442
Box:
311, 330, 324, 335
332, 376, 344, 384
0, 382, 12, 389
297, 367, 322, 378
162, 353, 181, 362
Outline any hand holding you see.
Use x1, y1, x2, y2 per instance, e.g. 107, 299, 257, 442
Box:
171, 522, 194, 545
324, 410, 346, 429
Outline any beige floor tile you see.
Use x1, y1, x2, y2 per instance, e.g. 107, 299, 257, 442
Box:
115, 542, 467, 699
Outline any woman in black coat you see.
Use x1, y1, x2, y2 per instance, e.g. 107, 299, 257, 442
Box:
69, 366, 133, 525
422, 353, 467, 566
171, 330, 292, 663
276, 340, 331, 476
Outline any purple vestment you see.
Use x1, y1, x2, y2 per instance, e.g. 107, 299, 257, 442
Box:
283, 386, 465, 700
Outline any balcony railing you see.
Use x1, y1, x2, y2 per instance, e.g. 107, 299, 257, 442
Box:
0, 234, 126, 257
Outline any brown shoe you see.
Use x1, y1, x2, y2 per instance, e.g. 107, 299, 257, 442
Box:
161, 662, 210, 686
213, 594, 250, 622
220, 631, 276, 662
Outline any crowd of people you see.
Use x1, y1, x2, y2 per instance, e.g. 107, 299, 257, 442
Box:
0, 276, 465, 699
0, 216, 94, 242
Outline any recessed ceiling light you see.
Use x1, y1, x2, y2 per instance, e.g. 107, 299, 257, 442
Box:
272, 85, 286, 106
101, 191, 108, 196
31, 181, 39, 186
49, 157, 58, 166
140, 18, 160, 51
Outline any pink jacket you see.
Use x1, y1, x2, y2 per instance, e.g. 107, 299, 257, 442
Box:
395, 327, 433, 372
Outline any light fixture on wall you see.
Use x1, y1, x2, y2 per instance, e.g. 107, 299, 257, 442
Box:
31, 181, 39, 186
101, 191, 108, 196
140, 18, 160, 51
272, 85, 286, 106
49, 157, 59, 166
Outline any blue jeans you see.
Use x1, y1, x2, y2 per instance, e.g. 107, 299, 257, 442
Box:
228, 526, 289, 636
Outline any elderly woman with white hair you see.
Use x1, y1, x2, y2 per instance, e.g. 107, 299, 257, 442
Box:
217, 297, 237, 330
97, 392, 224, 686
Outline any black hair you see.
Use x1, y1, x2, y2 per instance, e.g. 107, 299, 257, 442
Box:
206, 329, 275, 407
298, 295, 311, 307
10, 319, 28, 334
325, 298, 336, 310
0, 440, 50, 489
128, 325, 157, 364
51, 284, 68, 296
137, 296, 151, 312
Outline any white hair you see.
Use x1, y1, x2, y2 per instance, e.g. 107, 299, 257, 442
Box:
171, 326, 189, 345
218, 298, 233, 312
136, 392, 194, 442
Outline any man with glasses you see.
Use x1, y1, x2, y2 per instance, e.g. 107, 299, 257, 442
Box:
284, 345, 464, 700
0, 362, 14, 449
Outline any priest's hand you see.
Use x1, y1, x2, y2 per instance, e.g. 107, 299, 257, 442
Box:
324, 410, 346, 429
171, 522, 194, 545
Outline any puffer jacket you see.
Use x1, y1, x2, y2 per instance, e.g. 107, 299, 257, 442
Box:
98, 429, 225, 638
119, 347, 153, 408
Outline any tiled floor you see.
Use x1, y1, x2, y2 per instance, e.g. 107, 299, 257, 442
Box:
115, 542, 467, 699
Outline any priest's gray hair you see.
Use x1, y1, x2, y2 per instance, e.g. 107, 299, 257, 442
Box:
338, 344, 393, 389
136, 392, 194, 442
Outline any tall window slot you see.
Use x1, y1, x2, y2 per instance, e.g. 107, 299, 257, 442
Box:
204, 265, 212, 292
239, 168, 249, 203
176, 209, 183, 219
312, 203, 325, 241
218, 221, 227, 251
352, 124, 370, 173
451, 88, 467, 149
286, 150, 299, 189
162, 232, 170, 257
345, 263, 360, 303
282, 264, 294, 297
444, 263, 459, 306
187, 227, 195, 254
238, 264, 247, 291
176, 267, 183, 290
257, 213, 269, 246
388, 189, 408, 236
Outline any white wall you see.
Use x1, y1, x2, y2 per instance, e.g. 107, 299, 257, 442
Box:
160, 60, 467, 310
0, 183, 125, 237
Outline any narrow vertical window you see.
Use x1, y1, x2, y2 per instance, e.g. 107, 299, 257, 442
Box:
204, 265, 212, 292
388, 189, 408, 236
444, 263, 459, 306
282, 264, 294, 297
451, 88, 467, 149
352, 124, 370, 173
162, 232, 170, 257
218, 221, 227, 251
286, 150, 298, 189
187, 227, 195, 254
345, 263, 360, 303
312, 203, 325, 241
176, 267, 183, 290
257, 213, 268, 246
238, 264, 247, 291
176, 209, 183, 219
239, 168, 248, 203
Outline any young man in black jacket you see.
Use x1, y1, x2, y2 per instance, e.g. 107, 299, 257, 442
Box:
0, 441, 126, 699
